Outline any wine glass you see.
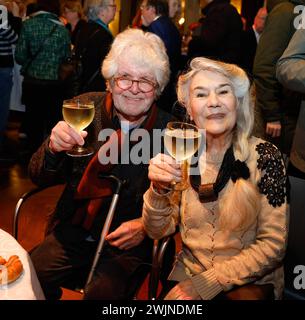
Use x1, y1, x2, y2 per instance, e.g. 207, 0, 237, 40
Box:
164, 121, 201, 190
62, 97, 95, 157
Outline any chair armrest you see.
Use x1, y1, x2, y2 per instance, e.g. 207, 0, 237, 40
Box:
13, 184, 64, 240
148, 236, 173, 300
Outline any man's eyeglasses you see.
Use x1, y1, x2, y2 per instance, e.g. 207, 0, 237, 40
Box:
107, 4, 117, 8
113, 76, 158, 93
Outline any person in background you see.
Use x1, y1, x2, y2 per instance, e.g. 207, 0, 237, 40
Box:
6, 0, 25, 18
25, 2, 39, 16
29, 28, 172, 300
240, 7, 267, 144
276, 27, 305, 180
253, 0, 305, 154
240, 7, 267, 75
187, 0, 243, 65
17, 0, 40, 143
75, 0, 116, 93
141, 0, 181, 113
168, 0, 180, 19
61, 0, 87, 46
0, 1, 19, 160
6, 2, 25, 113
131, 7, 143, 29
15, 0, 71, 155
143, 57, 288, 300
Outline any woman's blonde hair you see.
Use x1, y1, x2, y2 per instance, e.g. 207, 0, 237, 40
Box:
178, 57, 260, 231
61, 0, 84, 19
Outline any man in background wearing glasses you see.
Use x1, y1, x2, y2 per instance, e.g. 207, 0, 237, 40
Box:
140, 0, 181, 114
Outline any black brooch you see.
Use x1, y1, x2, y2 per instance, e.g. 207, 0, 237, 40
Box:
190, 146, 250, 203
231, 159, 250, 183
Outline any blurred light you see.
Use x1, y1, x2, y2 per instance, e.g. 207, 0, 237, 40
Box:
230, 0, 242, 14
178, 17, 185, 25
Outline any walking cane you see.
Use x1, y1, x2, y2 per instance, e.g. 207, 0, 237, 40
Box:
85, 174, 126, 289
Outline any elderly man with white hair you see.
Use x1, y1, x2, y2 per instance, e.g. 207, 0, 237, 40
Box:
29, 28, 173, 300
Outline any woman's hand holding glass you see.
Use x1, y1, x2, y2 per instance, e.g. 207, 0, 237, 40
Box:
164, 122, 201, 190
48, 121, 88, 154
148, 153, 182, 192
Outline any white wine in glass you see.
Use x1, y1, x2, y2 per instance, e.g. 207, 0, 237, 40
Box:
164, 122, 201, 190
62, 98, 95, 157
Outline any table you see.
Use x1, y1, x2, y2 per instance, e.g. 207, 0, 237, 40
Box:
0, 229, 45, 300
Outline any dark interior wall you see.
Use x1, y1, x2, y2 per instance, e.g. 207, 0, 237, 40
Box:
241, 0, 264, 30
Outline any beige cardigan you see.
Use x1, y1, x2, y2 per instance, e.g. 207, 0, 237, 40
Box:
143, 137, 289, 300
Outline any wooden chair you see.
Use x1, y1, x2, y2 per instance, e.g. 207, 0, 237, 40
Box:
13, 184, 65, 252
148, 236, 176, 299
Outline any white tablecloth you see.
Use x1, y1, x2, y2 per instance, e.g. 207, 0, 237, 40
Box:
0, 229, 45, 300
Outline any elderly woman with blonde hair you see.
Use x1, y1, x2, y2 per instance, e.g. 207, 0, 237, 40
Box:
61, 0, 86, 44
143, 57, 289, 300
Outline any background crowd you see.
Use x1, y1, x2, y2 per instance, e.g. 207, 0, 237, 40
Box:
1, 0, 304, 180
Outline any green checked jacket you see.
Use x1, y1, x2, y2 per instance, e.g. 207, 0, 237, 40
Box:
15, 11, 71, 81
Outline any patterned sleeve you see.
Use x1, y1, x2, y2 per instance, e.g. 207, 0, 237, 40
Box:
256, 142, 288, 207
0, 23, 18, 44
